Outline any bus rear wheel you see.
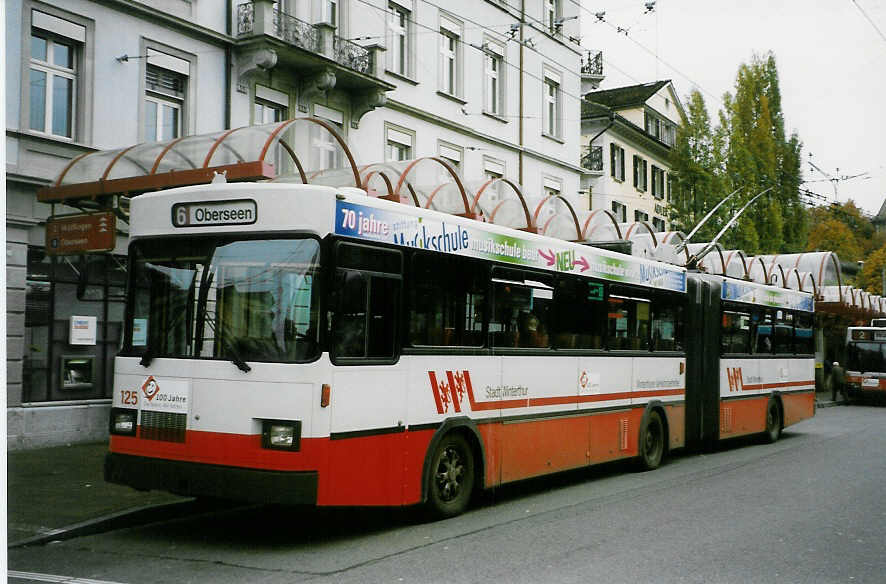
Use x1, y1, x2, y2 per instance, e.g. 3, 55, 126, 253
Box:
426, 433, 475, 519
638, 410, 665, 471
764, 399, 782, 443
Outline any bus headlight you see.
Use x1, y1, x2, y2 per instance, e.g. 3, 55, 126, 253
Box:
261, 419, 301, 451
110, 408, 137, 436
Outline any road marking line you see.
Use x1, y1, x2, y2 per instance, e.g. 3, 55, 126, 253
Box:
8, 571, 129, 584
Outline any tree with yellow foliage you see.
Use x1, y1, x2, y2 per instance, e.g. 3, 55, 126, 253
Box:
806, 218, 862, 263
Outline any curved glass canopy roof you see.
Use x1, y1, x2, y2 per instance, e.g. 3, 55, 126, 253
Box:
40, 118, 880, 317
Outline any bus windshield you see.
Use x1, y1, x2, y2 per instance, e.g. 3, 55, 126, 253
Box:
846, 341, 886, 373
126, 237, 322, 364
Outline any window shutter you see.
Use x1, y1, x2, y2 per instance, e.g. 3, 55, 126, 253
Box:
619, 149, 625, 182
610, 144, 616, 178
633, 155, 638, 188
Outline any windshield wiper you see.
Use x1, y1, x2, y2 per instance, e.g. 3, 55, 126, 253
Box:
139, 345, 154, 367
202, 316, 252, 373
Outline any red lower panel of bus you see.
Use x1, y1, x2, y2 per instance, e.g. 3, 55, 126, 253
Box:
781, 391, 815, 427
719, 391, 814, 440
110, 404, 686, 507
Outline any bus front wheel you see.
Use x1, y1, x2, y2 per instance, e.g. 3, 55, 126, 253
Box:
426, 433, 475, 519
764, 399, 782, 443
638, 410, 665, 471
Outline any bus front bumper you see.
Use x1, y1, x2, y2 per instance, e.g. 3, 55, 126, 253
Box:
105, 453, 318, 505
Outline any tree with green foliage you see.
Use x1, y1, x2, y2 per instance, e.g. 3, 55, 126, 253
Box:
667, 89, 723, 240
669, 52, 806, 255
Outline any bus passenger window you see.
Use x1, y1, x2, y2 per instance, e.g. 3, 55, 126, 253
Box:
721, 311, 751, 354
409, 253, 485, 347
773, 310, 794, 354
551, 278, 605, 349
754, 311, 773, 354
795, 313, 813, 355
652, 297, 683, 351
607, 290, 650, 351
490, 269, 552, 349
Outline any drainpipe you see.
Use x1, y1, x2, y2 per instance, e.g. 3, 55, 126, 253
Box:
587, 109, 615, 146
518, 0, 524, 185
583, 109, 614, 209
225, 0, 233, 129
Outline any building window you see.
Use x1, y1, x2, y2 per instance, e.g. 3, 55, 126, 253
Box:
324, 0, 338, 26
313, 105, 345, 170
633, 155, 648, 192
145, 64, 185, 141
29, 24, 82, 139
610, 143, 625, 181
645, 111, 676, 146
253, 84, 289, 124
611, 201, 627, 223
543, 177, 562, 200
440, 32, 457, 95
438, 141, 462, 169
652, 166, 666, 199
484, 45, 504, 115
439, 16, 462, 96
635, 210, 649, 223
388, 2, 412, 77
544, 0, 560, 33
254, 100, 285, 123
385, 123, 414, 161
543, 72, 561, 138
652, 216, 666, 232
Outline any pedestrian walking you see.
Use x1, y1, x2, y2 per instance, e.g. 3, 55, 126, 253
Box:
831, 361, 846, 403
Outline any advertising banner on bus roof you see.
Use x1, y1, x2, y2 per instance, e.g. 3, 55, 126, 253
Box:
722, 280, 814, 312
334, 200, 687, 292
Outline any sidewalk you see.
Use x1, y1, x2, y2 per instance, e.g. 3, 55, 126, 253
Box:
815, 390, 850, 408
7, 442, 187, 547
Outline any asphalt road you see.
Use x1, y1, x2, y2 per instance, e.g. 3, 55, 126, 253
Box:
9, 405, 886, 584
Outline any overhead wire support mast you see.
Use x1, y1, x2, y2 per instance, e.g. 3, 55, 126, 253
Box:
806, 153, 870, 203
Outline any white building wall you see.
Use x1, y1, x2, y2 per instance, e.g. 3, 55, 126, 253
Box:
6, 0, 586, 448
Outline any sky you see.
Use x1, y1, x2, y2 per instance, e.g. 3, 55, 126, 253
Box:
579, 0, 886, 215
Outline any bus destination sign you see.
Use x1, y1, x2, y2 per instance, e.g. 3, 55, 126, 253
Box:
46, 211, 116, 256
172, 199, 257, 227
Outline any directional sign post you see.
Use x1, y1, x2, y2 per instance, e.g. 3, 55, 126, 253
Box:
45, 211, 116, 255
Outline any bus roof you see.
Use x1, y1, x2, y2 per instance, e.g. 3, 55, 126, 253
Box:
130, 183, 689, 293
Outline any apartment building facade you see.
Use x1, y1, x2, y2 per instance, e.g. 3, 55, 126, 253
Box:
580, 80, 685, 233
6, 0, 585, 448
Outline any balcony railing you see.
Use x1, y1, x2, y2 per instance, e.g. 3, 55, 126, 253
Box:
333, 36, 372, 75
582, 145, 604, 172
274, 9, 320, 53
581, 50, 604, 76
238, 2, 372, 75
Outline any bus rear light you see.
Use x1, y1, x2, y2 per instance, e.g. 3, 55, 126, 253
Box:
110, 408, 137, 436
321, 384, 331, 408
261, 419, 302, 451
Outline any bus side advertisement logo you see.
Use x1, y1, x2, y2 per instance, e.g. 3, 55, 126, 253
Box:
726, 367, 744, 392
141, 376, 160, 401
428, 371, 470, 414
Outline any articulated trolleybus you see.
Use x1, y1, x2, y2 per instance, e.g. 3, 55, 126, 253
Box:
105, 182, 816, 517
